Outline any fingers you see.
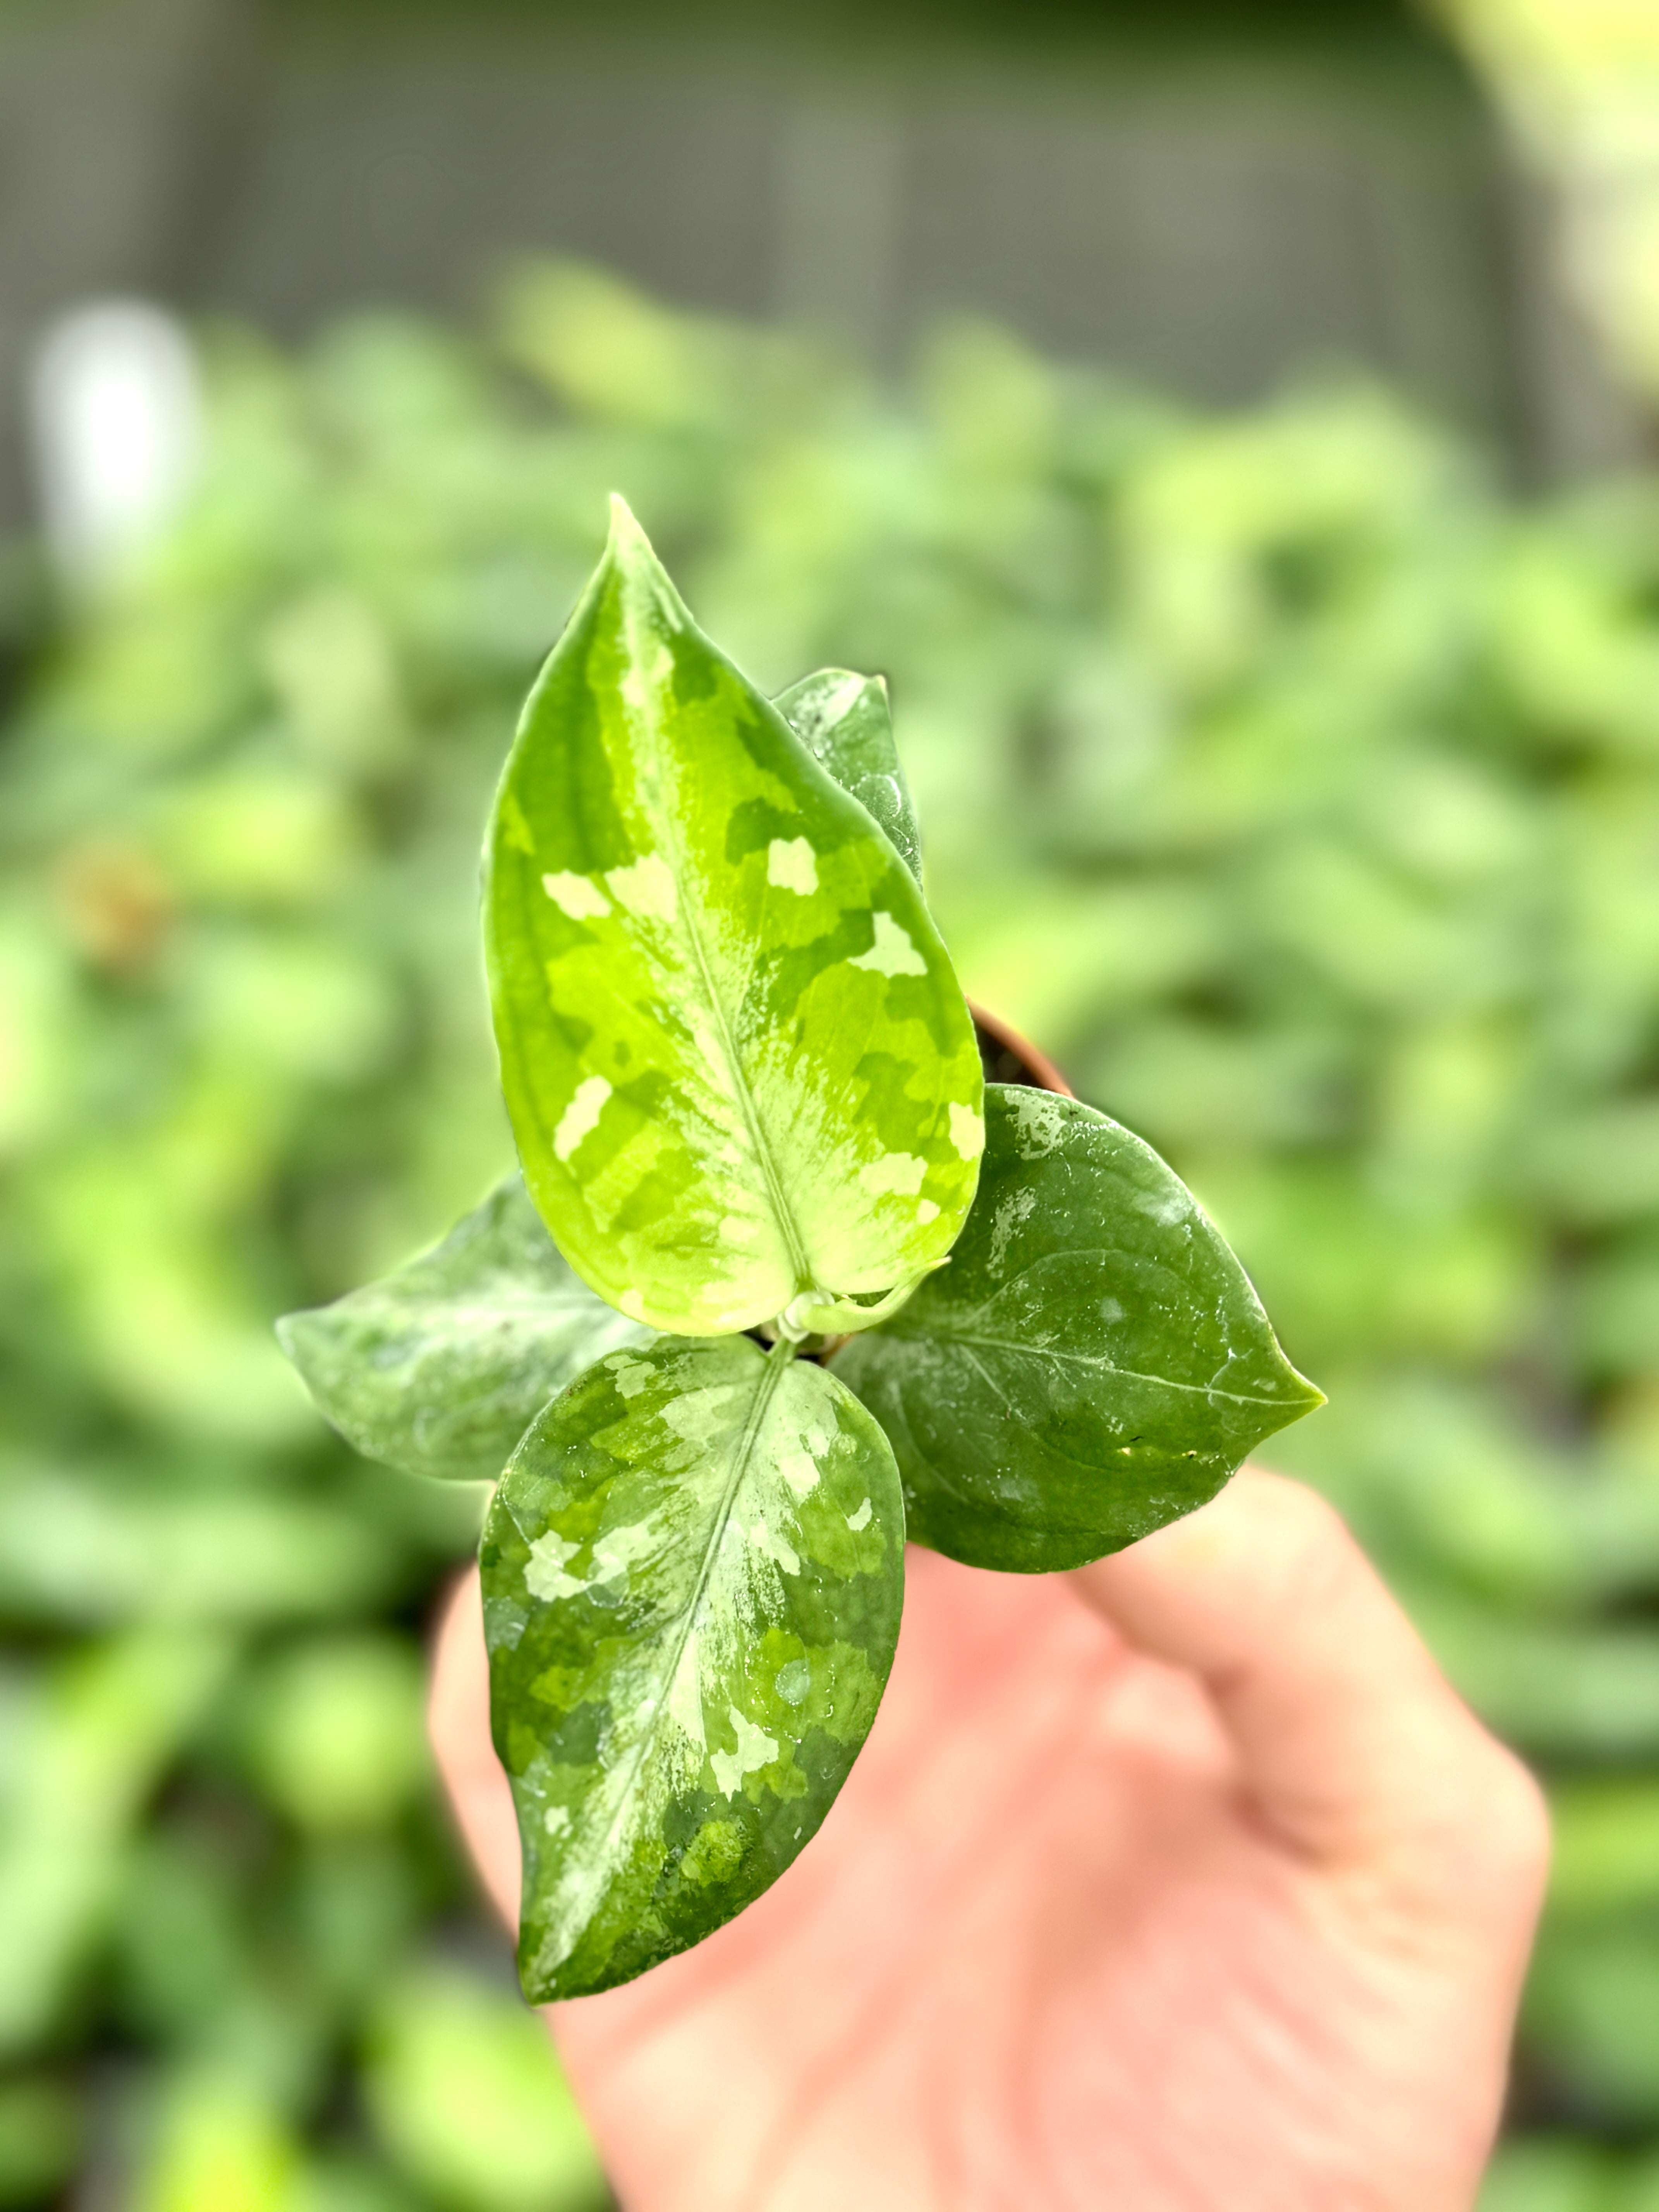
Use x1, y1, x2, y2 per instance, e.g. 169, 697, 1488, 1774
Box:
432, 1472, 1550, 1949
1071, 1471, 1550, 1908
428, 1567, 521, 1932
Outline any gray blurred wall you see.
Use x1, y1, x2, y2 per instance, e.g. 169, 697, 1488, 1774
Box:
0, 0, 1644, 528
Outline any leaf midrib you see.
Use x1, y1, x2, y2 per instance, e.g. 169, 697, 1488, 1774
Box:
561, 1346, 792, 1934
629, 603, 814, 1302
673, 878, 813, 1295
880, 1324, 1307, 1410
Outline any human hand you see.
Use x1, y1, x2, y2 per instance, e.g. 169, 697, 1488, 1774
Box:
429, 1469, 1547, 2212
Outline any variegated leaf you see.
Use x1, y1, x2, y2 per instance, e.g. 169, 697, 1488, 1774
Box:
774, 667, 923, 882
276, 1175, 651, 1482
832, 1085, 1324, 1569
483, 1336, 903, 2000
484, 499, 983, 1338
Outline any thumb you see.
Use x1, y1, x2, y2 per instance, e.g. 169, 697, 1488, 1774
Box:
1070, 1470, 1549, 1910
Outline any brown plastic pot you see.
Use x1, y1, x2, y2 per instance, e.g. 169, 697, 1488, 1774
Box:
970, 1001, 1072, 1100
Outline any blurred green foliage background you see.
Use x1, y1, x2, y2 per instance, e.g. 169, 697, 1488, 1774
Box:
5, 261, 1659, 2206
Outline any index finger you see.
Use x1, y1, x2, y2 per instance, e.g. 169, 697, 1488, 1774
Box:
428, 1567, 520, 1931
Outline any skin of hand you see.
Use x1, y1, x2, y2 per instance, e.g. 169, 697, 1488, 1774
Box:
428, 1468, 1549, 2212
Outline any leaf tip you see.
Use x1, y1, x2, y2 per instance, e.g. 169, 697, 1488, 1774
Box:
601, 492, 682, 626
1287, 1367, 1327, 1419
606, 492, 650, 560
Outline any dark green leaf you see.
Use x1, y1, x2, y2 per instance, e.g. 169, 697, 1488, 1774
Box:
774, 667, 924, 882
832, 1085, 1323, 1569
276, 1176, 651, 1483
482, 1336, 903, 2001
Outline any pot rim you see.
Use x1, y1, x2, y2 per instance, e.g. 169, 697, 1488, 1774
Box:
968, 1000, 1073, 1100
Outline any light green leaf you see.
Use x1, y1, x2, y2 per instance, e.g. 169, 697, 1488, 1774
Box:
0, 1630, 231, 2056
364, 1961, 607, 2212
0, 1459, 404, 1623
482, 1335, 903, 2001
484, 499, 983, 1337
276, 1176, 651, 1482
832, 1085, 1323, 1570
774, 667, 924, 881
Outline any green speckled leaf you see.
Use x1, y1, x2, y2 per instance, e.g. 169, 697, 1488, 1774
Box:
774, 668, 923, 882
483, 1336, 903, 2000
832, 1085, 1323, 1570
276, 1176, 651, 1482
484, 499, 982, 1338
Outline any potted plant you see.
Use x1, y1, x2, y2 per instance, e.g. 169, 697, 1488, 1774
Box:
279, 500, 1322, 2004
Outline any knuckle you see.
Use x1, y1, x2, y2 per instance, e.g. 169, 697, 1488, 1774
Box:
1244, 1467, 1348, 1544
1411, 1736, 1552, 1923
1250, 1476, 1362, 1603
1477, 1743, 1552, 1893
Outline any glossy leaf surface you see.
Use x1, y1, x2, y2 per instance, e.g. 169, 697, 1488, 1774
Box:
482, 1336, 903, 1999
774, 668, 923, 882
484, 501, 982, 1337
276, 1176, 651, 1482
832, 1086, 1324, 1569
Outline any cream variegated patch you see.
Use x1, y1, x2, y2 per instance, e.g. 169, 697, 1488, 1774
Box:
542, 871, 611, 920
766, 837, 818, 895
553, 1075, 611, 1163
849, 910, 927, 978
857, 1152, 928, 1198
604, 852, 676, 924
711, 1707, 779, 1798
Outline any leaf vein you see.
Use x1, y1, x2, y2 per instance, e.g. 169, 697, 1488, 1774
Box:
626, 612, 813, 1301
897, 1329, 1302, 1409
566, 1346, 792, 1922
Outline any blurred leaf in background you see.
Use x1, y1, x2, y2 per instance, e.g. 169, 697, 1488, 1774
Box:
362, 1963, 608, 2212
5, 258, 1659, 2202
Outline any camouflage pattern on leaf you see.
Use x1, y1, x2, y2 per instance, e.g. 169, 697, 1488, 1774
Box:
832, 1085, 1323, 1569
774, 668, 923, 882
484, 501, 982, 1337
482, 1335, 903, 2001
276, 1176, 651, 1483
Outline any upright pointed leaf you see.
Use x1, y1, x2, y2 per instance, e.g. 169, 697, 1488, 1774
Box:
485, 500, 983, 1337
832, 1086, 1324, 1569
774, 668, 923, 882
483, 1336, 904, 2000
276, 1176, 651, 1482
